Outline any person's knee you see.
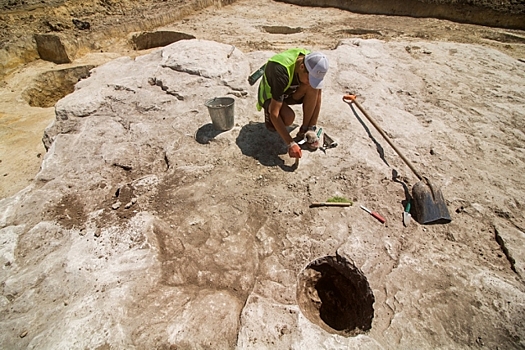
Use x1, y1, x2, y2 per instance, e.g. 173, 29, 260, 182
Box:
279, 105, 296, 126
283, 115, 294, 126
277, 111, 295, 126
313, 87, 322, 99
269, 112, 294, 127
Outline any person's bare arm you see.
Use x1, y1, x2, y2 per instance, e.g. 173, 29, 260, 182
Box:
269, 98, 293, 145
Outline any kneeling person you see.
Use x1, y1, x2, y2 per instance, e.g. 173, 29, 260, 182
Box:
256, 48, 329, 159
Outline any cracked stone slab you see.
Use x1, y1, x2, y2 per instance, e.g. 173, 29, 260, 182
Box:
495, 220, 525, 280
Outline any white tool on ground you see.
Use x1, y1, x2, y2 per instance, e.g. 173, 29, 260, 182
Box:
403, 201, 412, 226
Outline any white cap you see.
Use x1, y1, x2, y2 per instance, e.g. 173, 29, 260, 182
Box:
304, 52, 329, 89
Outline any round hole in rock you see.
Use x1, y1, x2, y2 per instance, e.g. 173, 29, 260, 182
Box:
336, 28, 383, 36
296, 254, 375, 336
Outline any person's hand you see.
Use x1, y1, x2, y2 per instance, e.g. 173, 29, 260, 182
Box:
288, 142, 302, 158
305, 130, 319, 144
305, 130, 320, 150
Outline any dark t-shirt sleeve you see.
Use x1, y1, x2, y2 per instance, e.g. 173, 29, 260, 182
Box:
265, 61, 290, 102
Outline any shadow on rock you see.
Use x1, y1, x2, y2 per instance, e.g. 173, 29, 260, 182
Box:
347, 103, 389, 167
236, 122, 298, 172
195, 123, 227, 144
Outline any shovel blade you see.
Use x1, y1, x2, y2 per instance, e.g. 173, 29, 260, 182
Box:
412, 179, 452, 225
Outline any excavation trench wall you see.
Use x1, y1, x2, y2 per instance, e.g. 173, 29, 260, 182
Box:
2, 0, 524, 79
278, 0, 525, 30
0, 0, 237, 78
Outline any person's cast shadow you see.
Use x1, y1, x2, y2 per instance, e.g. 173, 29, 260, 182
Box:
235, 122, 299, 172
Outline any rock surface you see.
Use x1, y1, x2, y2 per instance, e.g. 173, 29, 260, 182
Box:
1, 34, 524, 349
2, 0, 525, 201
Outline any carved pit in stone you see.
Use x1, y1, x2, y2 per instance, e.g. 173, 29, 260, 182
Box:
296, 254, 375, 336
130, 31, 196, 50
261, 26, 302, 34
23, 65, 94, 108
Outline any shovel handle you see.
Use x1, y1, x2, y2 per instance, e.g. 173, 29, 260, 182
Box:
343, 95, 423, 181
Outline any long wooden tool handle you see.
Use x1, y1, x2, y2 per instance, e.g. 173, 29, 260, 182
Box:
343, 95, 423, 180
310, 202, 352, 207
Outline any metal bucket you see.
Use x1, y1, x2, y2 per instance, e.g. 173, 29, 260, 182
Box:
205, 97, 235, 131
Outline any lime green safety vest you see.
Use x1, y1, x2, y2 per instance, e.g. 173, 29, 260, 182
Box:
256, 48, 310, 111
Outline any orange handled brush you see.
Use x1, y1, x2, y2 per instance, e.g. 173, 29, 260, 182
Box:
360, 205, 386, 224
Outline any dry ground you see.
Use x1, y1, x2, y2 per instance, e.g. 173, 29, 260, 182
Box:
0, 1, 525, 348
1, 0, 525, 199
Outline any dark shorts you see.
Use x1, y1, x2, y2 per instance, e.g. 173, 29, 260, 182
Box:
263, 96, 304, 131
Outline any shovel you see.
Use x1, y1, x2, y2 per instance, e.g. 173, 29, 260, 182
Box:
343, 94, 451, 225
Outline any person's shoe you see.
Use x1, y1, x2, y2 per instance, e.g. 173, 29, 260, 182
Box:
295, 125, 309, 141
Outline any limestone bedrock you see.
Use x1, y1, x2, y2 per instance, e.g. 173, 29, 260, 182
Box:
0, 38, 524, 349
